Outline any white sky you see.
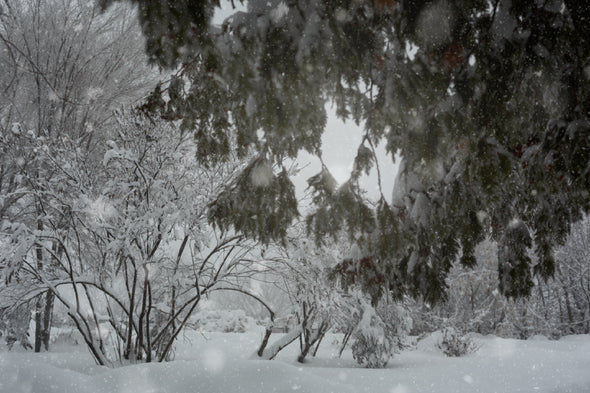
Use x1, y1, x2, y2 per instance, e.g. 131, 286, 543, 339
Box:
292, 114, 398, 204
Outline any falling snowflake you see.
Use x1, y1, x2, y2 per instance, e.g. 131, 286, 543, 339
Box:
250, 162, 273, 187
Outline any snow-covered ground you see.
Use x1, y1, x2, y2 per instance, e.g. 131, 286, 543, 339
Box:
1, 328, 589, 393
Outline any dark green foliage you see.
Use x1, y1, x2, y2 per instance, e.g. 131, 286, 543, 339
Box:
331, 256, 389, 304
306, 177, 375, 246
111, 0, 590, 302
208, 159, 299, 244
100, 0, 221, 67
352, 144, 374, 179
498, 219, 534, 298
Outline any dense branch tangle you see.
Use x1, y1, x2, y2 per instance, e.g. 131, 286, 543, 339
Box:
0, 106, 267, 365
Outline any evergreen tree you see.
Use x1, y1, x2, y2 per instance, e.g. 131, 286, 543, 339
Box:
100, 0, 590, 303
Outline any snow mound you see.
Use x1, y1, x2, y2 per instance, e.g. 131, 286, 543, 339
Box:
0, 354, 355, 393
415, 329, 446, 354
2, 332, 590, 393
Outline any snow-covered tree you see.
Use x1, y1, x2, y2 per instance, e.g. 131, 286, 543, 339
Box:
255, 224, 410, 367
350, 300, 393, 368
254, 224, 348, 361
410, 225, 590, 339
0, 0, 152, 351
551, 216, 590, 334
0, 110, 267, 365
99, 0, 590, 303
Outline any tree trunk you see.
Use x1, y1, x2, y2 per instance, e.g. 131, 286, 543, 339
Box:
297, 339, 313, 363
34, 208, 44, 352
311, 329, 326, 357
257, 327, 273, 357
33, 291, 55, 352
42, 290, 55, 351
338, 326, 354, 358
298, 322, 328, 363
259, 325, 303, 360
34, 295, 43, 353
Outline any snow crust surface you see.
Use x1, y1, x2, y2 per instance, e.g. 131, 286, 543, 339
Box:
1, 329, 589, 393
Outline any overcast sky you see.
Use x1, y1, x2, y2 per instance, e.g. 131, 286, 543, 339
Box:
292, 113, 398, 205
